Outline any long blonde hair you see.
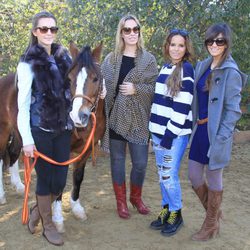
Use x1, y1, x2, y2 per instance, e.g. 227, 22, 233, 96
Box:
163, 30, 195, 97
114, 15, 144, 57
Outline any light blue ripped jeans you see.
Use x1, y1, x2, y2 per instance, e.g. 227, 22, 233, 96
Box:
151, 133, 189, 211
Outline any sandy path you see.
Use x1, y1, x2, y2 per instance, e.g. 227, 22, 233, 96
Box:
0, 139, 250, 250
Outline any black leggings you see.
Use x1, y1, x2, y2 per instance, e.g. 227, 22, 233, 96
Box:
31, 127, 71, 196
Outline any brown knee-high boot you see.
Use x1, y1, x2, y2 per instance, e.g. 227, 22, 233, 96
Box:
130, 183, 150, 215
37, 195, 64, 246
193, 183, 223, 220
113, 182, 130, 219
192, 189, 223, 241
193, 183, 208, 210
28, 197, 40, 234
28, 194, 59, 234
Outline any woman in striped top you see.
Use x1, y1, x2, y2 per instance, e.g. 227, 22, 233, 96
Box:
149, 29, 195, 236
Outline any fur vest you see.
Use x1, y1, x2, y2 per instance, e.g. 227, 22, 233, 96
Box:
21, 43, 73, 131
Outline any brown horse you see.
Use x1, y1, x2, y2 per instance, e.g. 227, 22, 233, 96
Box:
0, 73, 24, 204
0, 43, 106, 227
52, 42, 106, 231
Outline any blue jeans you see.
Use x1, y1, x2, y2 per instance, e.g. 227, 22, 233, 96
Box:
151, 133, 189, 211
109, 139, 148, 186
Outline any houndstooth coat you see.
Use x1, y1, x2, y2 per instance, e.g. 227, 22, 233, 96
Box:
101, 49, 158, 152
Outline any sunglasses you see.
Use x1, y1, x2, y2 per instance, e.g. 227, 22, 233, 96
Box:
36, 26, 59, 34
205, 38, 226, 46
122, 26, 140, 35
170, 29, 189, 37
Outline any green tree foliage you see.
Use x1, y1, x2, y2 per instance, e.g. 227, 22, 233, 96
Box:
0, 0, 249, 102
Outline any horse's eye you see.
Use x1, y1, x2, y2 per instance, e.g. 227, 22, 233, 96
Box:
93, 77, 98, 82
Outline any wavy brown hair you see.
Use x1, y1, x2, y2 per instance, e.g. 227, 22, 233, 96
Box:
163, 30, 195, 97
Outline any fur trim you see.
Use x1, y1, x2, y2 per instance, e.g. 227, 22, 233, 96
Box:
21, 44, 72, 131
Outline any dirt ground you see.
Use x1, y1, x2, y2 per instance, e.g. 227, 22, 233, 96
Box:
1, 135, 250, 250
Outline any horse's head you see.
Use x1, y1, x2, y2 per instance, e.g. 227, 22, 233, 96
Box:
68, 42, 103, 128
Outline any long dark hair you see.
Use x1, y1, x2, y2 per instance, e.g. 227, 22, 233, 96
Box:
205, 23, 232, 67
205, 23, 232, 90
163, 30, 195, 97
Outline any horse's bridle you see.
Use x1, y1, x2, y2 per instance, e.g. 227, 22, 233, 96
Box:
71, 63, 103, 113
72, 93, 100, 113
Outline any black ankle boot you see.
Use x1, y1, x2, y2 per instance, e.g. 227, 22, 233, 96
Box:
161, 209, 183, 236
150, 204, 169, 230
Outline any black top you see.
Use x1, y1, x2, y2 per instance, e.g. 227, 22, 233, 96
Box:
110, 55, 135, 141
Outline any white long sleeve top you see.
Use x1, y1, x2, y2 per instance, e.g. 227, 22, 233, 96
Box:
17, 62, 34, 146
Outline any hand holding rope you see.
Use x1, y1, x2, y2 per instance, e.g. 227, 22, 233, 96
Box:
22, 113, 96, 224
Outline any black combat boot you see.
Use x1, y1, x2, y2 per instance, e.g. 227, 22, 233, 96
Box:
150, 204, 169, 230
161, 209, 183, 236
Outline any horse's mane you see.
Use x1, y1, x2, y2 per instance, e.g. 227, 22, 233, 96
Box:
68, 46, 97, 77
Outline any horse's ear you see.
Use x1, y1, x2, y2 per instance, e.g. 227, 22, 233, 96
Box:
69, 41, 79, 60
92, 41, 103, 63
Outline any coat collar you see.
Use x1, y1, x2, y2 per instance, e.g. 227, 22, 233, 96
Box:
195, 55, 248, 89
194, 57, 212, 85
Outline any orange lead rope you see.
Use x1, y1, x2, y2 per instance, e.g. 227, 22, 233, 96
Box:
22, 112, 96, 224
91, 134, 96, 166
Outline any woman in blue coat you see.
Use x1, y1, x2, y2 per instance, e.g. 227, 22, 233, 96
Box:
188, 23, 248, 241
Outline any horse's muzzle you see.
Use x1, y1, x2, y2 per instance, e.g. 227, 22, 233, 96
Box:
78, 110, 90, 127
